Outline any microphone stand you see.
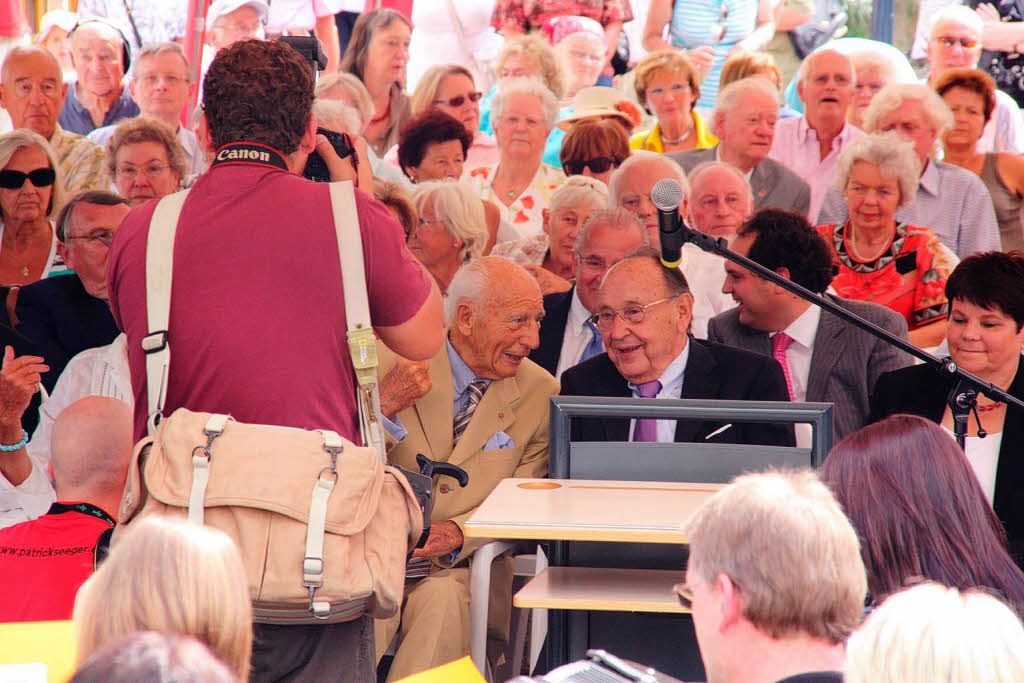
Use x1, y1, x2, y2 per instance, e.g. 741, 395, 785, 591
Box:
676, 226, 1024, 450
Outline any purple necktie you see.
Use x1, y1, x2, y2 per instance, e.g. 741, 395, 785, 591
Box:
632, 379, 662, 442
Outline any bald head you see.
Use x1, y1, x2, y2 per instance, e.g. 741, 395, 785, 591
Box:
51, 396, 133, 504
0, 46, 66, 138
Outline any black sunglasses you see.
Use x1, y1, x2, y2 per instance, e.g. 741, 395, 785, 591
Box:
434, 92, 482, 108
0, 167, 56, 189
563, 157, 622, 176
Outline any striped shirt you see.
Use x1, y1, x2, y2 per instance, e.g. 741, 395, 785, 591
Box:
817, 159, 1002, 259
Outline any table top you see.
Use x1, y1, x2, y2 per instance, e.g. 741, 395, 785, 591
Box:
464, 478, 722, 543
514, 567, 689, 614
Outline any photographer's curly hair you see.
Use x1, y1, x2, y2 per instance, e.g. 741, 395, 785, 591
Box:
202, 39, 315, 155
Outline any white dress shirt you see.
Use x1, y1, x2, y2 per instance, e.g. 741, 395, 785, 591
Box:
942, 425, 1002, 504
680, 245, 735, 339
627, 342, 691, 443
555, 289, 596, 380
0, 335, 131, 529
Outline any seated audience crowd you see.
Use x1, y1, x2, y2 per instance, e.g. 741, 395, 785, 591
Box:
1, 2, 1024, 682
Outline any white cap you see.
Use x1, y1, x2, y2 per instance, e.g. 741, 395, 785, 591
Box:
38, 10, 77, 37
206, 0, 270, 26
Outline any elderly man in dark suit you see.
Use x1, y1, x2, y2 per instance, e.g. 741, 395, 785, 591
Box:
15, 190, 126, 391
669, 76, 811, 216
530, 208, 649, 379
561, 248, 794, 446
708, 209, 912, 441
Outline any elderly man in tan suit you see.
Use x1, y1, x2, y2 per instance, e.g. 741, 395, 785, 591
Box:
374, 256, 559, 680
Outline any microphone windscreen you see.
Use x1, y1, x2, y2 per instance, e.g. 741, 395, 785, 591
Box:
652, 178, 684, 212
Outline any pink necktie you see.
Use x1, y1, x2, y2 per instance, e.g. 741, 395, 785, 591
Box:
633, 380, 662, 442
772, 332, 795, 401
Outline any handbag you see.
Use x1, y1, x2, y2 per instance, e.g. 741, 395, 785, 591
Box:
117, 181, 423, 624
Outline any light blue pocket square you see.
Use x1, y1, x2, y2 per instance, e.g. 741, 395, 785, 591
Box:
484, 431, 516, 450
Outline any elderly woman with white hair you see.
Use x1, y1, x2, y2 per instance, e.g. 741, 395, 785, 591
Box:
817, 132, 954, 347
817, 82, 1002, 259
492, 175, 608, 294
847, 50, 898, 129
467, 77, 567, 236
845, 583, 1024, 683
0, 129, 67, 285
407, 180, 490, 296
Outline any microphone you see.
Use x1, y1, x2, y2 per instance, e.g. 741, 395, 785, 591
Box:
651, 178, 686, 269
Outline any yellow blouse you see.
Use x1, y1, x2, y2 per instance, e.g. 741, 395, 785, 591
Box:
629, 111, 718, 153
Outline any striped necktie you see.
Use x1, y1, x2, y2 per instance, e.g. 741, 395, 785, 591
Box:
453, 379, 488, 444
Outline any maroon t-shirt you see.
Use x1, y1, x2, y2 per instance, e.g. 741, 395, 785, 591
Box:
108, 163, 431, 441
0, 502, 113, 622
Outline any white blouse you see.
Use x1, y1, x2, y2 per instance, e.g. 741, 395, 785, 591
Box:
942, 425, 1003, 504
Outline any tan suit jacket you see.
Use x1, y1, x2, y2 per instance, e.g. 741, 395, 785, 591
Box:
380, 341, 559, 564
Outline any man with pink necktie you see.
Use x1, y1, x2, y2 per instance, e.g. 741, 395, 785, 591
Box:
560, 247, 794, 446
709, 208, 912, 442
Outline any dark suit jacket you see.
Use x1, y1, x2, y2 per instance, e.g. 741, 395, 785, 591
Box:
870, 362, 1024, 566
559, 337, 796, 446
530, 287, 575, 376
708, 296, 912, 440
668, 145, 812, 216
15, 274, 119, 392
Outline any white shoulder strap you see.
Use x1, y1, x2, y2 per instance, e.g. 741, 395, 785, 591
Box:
327, 181, 384, 460
143, 189, 191, 435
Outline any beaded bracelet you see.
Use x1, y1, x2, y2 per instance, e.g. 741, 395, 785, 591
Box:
0, 430, 28, 452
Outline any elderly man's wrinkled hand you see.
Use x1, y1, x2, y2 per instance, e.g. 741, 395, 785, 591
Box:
0, 346, 46, 428
523, 264, 572, 295
411, 520, 464, 559
380, 357, 432, 419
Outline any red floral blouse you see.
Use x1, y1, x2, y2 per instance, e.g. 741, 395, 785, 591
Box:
817, 222, 952, 331
491, 0, 634, 31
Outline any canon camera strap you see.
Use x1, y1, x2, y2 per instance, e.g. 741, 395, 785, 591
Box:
210, 142, 289, 171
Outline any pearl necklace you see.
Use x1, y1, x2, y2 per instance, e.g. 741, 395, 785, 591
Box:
660, 126, 693, 146
846, 221, 891, 262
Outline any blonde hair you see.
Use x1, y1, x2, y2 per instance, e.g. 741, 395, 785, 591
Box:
720, 50, 782, 90
373, 179, 417, 237
687, 469, 867, 643
633, 49, 701, 111
105, 117, 187, 185
496, 34, 565, 100
835, 132, 921, 209
0, 128, 66, 219
73, 516, 253, 680
315, 72, 374, 133
845, 583, 1024, 683
862, 83, 953, 158
412, 180, 488, 263
410, 64, 475, 117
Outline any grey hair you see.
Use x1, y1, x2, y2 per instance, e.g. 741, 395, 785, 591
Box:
608, 150, 690, 205
862, 82, 953, 158
834, 132, 921, 210
713, 76, 779, 131
0, 128, 65, 220
443, 255, 524, 326
688, 160, 754, 202
929, 5, 983, 40
797, 48, 856, 88
312, 99, 362, 136
412, 180, 488, 264
491, 76, 559, 131
131, 42, 190, 82
315, 72, 375, 134
848, 49, 896, 80
574, 207, 650, 255
549, 175, 609, 214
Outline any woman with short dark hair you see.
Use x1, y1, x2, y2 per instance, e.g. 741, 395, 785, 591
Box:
870, 250, 1024, 567
396, 110, 473, 183
821, 414, 1024, 612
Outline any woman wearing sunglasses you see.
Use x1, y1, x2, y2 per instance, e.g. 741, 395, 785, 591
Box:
559, 117, 630, 186
408, 64, 498, 170
0, 129, 66, 286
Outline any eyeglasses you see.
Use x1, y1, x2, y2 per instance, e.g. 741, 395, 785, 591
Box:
562, 157, 622, 176
0, 167, 56, 189
588, 297, 677, 329
936, 35, 979, 49
434, 92, 482, 108
673, 582, 694, 610
66, 229, 115, 248
115, 163, 170, 180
